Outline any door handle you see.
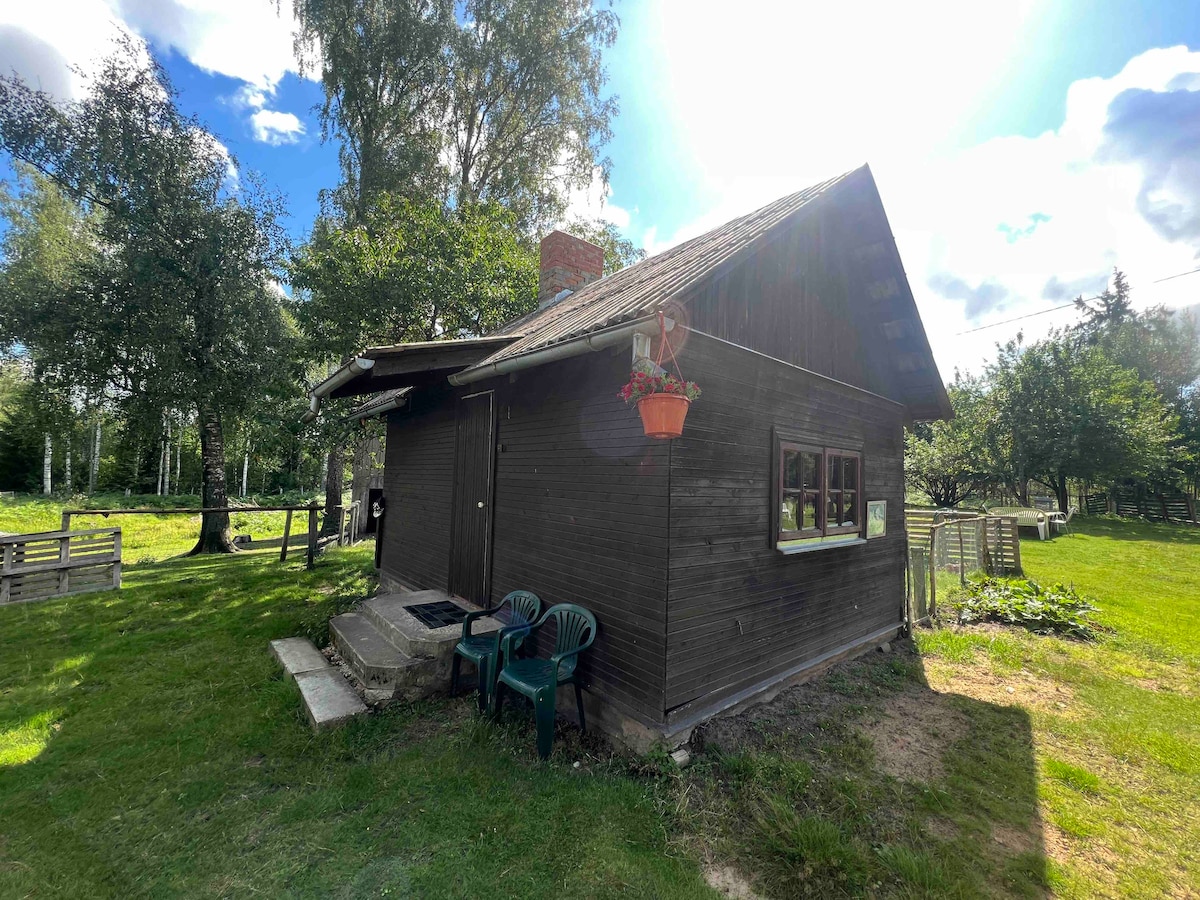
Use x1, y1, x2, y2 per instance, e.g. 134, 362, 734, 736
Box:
477, 501, 486, 509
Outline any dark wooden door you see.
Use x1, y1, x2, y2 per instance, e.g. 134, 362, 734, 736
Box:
448, 391, 496, 603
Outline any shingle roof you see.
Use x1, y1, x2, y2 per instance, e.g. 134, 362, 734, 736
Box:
473, 169, 856, 368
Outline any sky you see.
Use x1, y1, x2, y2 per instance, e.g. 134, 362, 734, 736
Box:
3, 0, 1200, 381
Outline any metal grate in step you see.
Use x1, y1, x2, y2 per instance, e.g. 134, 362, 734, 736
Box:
405, 600, 470, 630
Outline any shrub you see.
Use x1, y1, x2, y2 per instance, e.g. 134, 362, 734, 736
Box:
947, 575, 1100, 640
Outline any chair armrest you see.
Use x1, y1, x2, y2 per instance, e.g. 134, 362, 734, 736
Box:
461, 606, 497, 640
550, 640, 592, 680
498, 622, 536, 666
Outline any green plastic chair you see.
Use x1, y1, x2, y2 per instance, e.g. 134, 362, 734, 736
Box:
493, 603, 597, 759
451, 590, 542, 712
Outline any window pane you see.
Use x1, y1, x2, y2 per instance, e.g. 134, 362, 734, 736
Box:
803, 492, 820, 530
827, 492, 839, 525
841, 491, 857, 526
801, 452, 819, 490
781, 495, 799, 532
783, 451, 800, 489
843, 457, 858, 492
828, 455, 841, 490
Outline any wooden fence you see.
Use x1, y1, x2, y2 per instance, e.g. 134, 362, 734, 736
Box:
1083, 490, 1198, 524
905, 511, 1021, 622
1, 528, 121, 605
63, 504, 322, 569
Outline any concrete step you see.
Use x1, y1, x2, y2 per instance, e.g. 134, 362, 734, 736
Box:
268, 636, 367, 731
361, 590, 500, 661
329, 610, 448, 702
294, 668, 367, 731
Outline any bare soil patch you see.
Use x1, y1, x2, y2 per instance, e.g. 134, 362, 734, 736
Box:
858, 689, 970, 782
704, 865, 764, 899
926, 664, 1076, 716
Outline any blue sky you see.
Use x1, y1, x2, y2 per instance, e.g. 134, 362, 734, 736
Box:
3, 0, 1200, 377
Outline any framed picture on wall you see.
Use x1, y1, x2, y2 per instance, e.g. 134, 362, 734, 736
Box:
866, 500, 887, 539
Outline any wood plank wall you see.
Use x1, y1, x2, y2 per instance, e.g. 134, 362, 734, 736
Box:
489, 350, 671, 727
381, 389, 457, 591
381, 351, 672, 728
684, 205, 884, 399
664, 332, 907, 722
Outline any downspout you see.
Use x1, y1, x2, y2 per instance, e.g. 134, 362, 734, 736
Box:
300, 357, 376, 424
447, 316, 674, 387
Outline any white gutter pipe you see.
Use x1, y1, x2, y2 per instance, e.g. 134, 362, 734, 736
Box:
300, 357, 376, 424
447, 316, 674, 387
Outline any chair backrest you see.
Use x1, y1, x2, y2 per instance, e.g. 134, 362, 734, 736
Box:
537, 603, 596, 676
499, 590, 542, 627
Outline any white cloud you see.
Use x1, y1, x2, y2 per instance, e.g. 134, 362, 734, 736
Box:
249, 109, 305, 146
636, 1, 1200, 378
111, 0, 305, 91
1, 1, 311, 150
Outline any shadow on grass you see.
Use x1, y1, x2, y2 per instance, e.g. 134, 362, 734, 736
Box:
686, 640, 1046, 898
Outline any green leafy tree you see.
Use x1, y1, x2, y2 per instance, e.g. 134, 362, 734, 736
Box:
293, 0, 454, 218
904, 384, 985, 507
565, 217, 644, 274
979, 334, 1183, 511
0, 41, 295, 550
447, 0, 619, 233
291, 198, 537, 354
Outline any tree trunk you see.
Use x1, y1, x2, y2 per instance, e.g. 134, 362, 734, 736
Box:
241, 444, 249, 498
1055, 480, 1070, 516
64, 434, 72, 493
321, 444, 343, 537
174, 433, 181, 494
43, 433, 52, 495
156, 419, 166, 496
164, 419, 172, 495
190, 405, 236, 554
89, 416, 101, 494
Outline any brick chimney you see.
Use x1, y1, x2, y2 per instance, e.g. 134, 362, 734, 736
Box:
538, 230, 605, 308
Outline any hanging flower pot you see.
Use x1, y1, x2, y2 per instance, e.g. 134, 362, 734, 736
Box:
636, 392, 691, 439
619, 366, 701, 440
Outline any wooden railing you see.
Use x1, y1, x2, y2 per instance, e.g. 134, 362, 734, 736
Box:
1, 528, 121, 605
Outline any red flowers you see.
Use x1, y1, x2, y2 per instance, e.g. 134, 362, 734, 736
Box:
619, 368, 701, 405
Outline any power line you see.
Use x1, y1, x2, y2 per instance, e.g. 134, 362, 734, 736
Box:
1152, 265, 1200, 285
954, 299, 1082, 336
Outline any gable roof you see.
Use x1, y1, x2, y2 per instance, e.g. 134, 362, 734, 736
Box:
479, 169, 856, 368
310, 164, 951, 421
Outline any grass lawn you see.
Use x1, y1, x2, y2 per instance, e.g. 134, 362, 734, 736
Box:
1, 500, 1197, 897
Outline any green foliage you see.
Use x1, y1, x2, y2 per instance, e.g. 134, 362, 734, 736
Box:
947, 575, 1100, 639
290, 197, 537, 358
1043, 758, 1102, 794
293, 0, 454, 217
565, 217, 646, 274
446, 0, 620, 233
905, 383, 984, 507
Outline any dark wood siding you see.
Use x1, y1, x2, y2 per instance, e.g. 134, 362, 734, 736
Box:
488, 350, 670, 727
683, 196, 894, 401
665, 331, 907, 722
380, 350, 671, 727
381, 387, 457, 593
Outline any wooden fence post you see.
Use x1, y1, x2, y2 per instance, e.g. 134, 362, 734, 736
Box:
57, 533, 70, 596
279, 509, 293, 563
307, 504, 318, 570
336, 505, 347, 547
1, 542, 12, 604
61, 510, 71, 532
112, 529, 122, 590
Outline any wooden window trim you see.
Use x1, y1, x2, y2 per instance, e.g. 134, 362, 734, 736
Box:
774, 435, 863, 548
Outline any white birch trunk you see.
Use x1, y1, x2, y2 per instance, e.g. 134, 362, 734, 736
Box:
174, 428, 182, 492
164, 420, 172, 495
241, 445, 249, 498
43, 433, 53, 495
156, 433, 165, 496
89, 417, 101, 494
64, 434, 72, 492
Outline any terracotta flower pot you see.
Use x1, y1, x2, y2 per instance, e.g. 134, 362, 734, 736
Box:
637, 393, 691, 439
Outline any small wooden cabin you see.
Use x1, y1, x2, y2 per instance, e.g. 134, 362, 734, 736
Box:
312, 165, 950, 749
